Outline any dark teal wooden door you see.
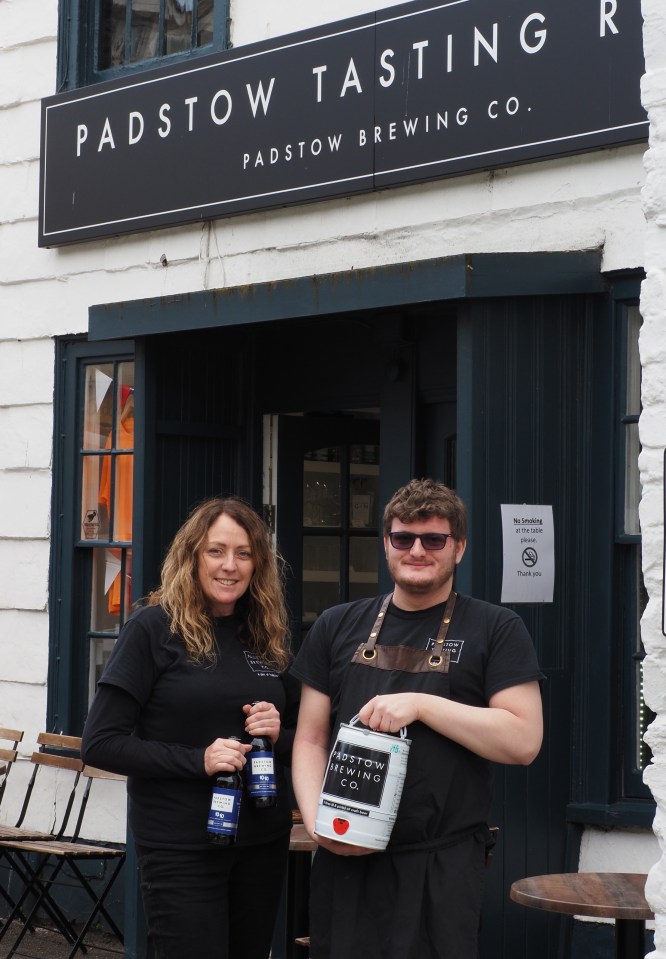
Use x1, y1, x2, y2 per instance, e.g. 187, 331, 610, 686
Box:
455, 294, 615, 959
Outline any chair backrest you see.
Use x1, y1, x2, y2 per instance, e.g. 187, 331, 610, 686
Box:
68, 764, 127, 844
0, 726, 24, 808
14, 732, 84, 838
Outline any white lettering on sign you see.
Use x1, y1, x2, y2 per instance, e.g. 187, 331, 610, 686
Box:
76, 124, 88, 157
98, 118, 115, 152
521, 13, 547, 53
600, 0, 619, 37
246, 78, 276, 117
340, 58, 363, 97
128, 111, 144, 145
474, 23, 498, 65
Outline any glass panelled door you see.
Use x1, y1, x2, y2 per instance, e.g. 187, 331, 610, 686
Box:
273, 415, 380, 651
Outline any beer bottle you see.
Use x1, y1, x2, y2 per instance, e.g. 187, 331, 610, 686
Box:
207, 736, 243, 845
246, 704, 277, 808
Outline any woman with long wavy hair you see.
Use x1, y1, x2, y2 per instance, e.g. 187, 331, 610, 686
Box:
83, 496, 299, 959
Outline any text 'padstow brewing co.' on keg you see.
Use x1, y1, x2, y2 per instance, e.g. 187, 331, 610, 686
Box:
315, 714, 411, 850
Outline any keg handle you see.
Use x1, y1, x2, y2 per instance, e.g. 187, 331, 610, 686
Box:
349, 713, 408, 740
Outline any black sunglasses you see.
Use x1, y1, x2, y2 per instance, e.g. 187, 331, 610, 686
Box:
388, 531, 453, 551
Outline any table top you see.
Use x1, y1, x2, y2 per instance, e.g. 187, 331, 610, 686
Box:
289, 822, 317, 852
510, 872, 653, 921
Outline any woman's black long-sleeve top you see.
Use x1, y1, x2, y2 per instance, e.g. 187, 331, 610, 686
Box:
82, 604, 300, 850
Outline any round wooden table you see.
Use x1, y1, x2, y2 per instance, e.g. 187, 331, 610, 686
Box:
510, 872, 653, 959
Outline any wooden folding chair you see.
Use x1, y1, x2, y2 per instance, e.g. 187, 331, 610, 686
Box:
0, 733, 85, 948
0, 762, 127, 959
0, 726, 26, 918
0, 732, 80, 843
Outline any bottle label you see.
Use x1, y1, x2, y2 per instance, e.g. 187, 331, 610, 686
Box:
207, 786, 242, 836
247, 751, 277, 797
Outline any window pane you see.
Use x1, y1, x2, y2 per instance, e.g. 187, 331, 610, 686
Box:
90, 546, 133, 628
349, 536, 378, 602
116, 365, 135, 445
350, 465, 378, 529
89, 635, 119, 701
626, 305, 641, 415
99, 0, 127, 69
83, 364, 114, 450
166, 0, 193, 55
303, 535, 340, 621
82, 454, 110, 540
197, 0, 214, 45
304, 452, 341, 527
622, 305, 642, 537
131, 0, 161, 62
624, 422, 641, 535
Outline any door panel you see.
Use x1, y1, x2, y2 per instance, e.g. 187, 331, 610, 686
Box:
457, 295, 614, 959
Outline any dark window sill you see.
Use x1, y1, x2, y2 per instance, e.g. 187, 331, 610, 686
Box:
567, 801, 655, 829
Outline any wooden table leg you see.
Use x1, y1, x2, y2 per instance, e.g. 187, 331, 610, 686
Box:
615, 918, 646, 959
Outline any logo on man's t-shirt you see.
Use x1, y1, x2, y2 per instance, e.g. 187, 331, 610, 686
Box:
426, 637, 464, 663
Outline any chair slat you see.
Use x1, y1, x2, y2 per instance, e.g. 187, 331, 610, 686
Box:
37, 732, 82, 751
81, 764, 127, 782
30, 751, 83, 772
0, 728, 23, 743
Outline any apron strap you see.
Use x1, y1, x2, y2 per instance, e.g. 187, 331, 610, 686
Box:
428, 590, 457, 668
355, 590, 457, 671
359, 593, 393, 658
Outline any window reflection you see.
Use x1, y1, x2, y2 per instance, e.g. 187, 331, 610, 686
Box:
98, 0, 215, 69
90, 547, 133, 630
81, 364, 134, 543
81, 361, 135, 708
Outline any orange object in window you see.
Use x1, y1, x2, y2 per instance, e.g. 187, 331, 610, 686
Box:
99, 388, 134, 614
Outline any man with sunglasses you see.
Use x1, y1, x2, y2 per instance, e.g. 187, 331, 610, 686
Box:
291, 477, 544, 959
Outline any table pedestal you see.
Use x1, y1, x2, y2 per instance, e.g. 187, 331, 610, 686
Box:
615, 918, 646, 959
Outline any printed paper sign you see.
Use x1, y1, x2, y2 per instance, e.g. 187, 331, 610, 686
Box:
500, 505, 554, 603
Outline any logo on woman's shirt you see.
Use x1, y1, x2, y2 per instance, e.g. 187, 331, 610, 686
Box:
244, 650, 279, 677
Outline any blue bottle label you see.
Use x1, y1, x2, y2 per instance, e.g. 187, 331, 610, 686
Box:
207, 786, 242, 836
247, 750, 277, 797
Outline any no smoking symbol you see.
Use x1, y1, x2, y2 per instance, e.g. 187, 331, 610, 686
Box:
522, 547, 538, 568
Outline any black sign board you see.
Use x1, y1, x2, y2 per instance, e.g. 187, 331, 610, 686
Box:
39, 0, 648, 247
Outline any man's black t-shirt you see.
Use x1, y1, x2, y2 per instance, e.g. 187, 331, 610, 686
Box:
291, 593, 544, 844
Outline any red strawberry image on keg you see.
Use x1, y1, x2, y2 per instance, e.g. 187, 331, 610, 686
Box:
332, 818, 350, 835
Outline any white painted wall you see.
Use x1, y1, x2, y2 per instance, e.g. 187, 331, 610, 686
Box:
638, 0, 666, 953
1, 0, 664, 941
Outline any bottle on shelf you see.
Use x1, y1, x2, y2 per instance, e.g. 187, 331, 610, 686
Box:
207, 736, 243, 845
245, 703, 277, 808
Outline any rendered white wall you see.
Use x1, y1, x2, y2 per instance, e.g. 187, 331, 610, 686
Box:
639, 0, 666, 954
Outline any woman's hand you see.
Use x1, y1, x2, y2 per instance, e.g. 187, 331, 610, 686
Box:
204, 737, 251, 777
243, 701, 281, 744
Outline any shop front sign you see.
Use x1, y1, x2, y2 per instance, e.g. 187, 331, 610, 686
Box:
39, 0, 648, 246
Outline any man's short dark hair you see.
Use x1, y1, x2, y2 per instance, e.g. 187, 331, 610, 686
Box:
383, 478, 467, 541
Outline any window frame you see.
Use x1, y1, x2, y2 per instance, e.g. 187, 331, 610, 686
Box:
565, 274, 654, 828
57, 0, 230, 92
614, 293, 652, 802
48, 337, 136, 736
